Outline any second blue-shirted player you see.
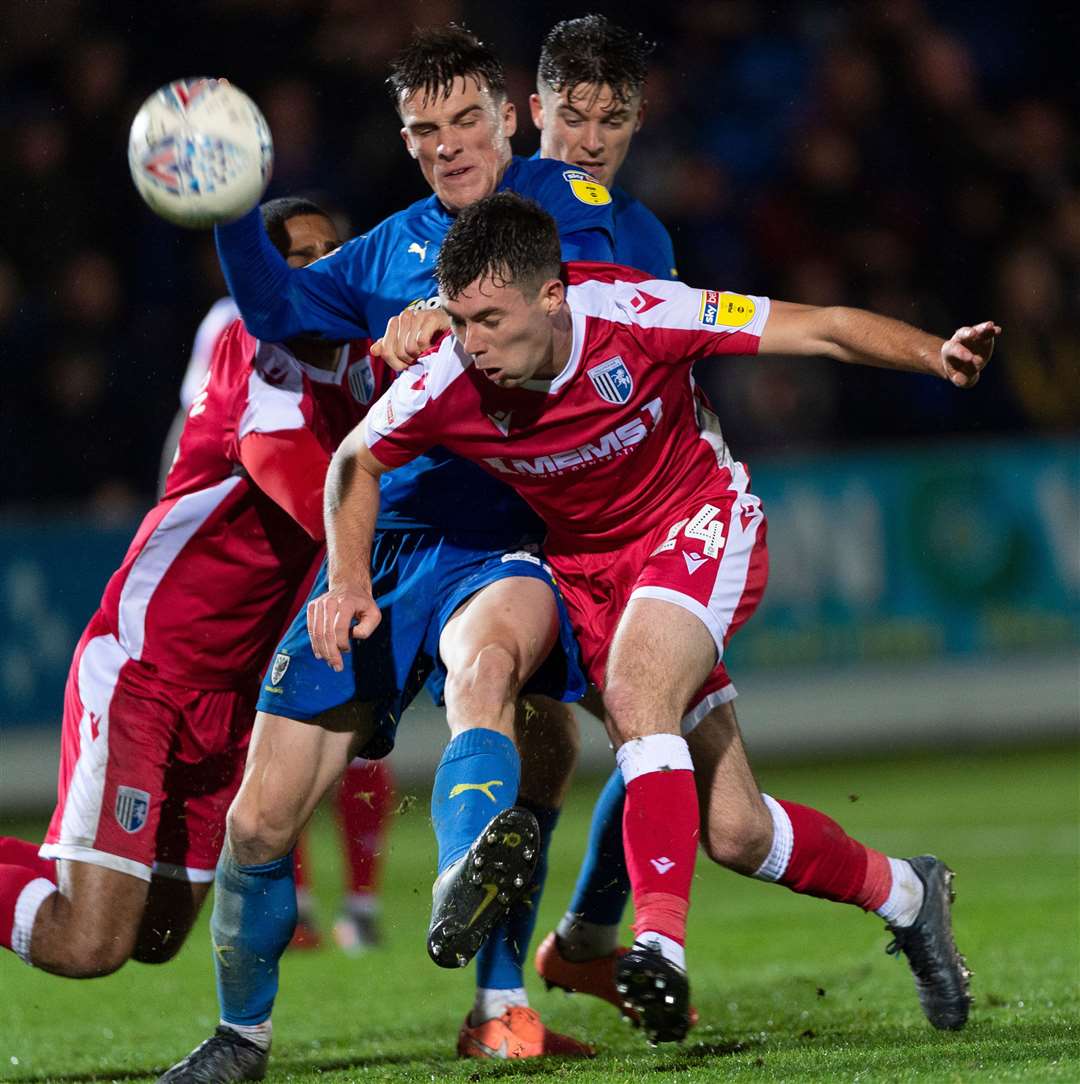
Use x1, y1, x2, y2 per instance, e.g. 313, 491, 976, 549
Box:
159, 27, 613, 1081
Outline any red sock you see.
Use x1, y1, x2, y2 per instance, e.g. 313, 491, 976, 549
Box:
292, 835, 310, 892
335, 759, 394, 895
776, 799, 892, 910
0, 838, 57, 884
0, 864, 54, 955
618, 737, 699, 946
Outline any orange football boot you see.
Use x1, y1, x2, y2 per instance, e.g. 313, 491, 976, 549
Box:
456, 1006, 594, 1059
535, 932, 698, 1029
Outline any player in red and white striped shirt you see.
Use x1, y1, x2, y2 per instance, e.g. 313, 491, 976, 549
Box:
0, 198, 390, 978
310, 193, 996, 1041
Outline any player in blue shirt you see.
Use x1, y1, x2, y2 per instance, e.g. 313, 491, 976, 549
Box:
529, 16, 677, 281
160, 28, 609, 1081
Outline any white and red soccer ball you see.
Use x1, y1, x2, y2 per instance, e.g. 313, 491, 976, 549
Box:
128, 78, 273, 228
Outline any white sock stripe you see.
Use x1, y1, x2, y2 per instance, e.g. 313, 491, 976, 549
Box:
634, 931, 686, 971
616, 733, 694, 785
220, 1018, 273, 1050
876, 857, 924, 927
473, 986, 529, 1022
12, 877, 55, 965
752, 794, 794, 882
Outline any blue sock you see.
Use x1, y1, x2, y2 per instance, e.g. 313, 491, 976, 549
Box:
431, 728, 520, 875
211, 845, 297, 1027
568, 768, 630, 925
476, 799, 560, 990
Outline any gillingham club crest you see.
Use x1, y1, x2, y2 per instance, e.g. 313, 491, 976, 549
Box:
588, 356, 634, 404
348, 358, 376, 404
114, 785, 150, 834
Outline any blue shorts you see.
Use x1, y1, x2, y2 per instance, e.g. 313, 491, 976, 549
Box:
256, 529, 586, 759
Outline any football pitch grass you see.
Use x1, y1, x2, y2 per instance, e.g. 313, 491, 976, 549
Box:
2, 742, 1076, 1082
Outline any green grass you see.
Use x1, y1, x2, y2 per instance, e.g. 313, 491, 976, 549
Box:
1, 743, 1077, 1082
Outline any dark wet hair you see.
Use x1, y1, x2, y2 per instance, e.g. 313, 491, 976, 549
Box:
436, 193, 561, 300
538, 15, 655, 108
261, 196, 329, 258
387, 25, 506, 112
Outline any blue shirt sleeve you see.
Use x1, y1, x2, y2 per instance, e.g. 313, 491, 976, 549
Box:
512, 159, 617, 253
612, 190, 679, 281
214, 208, 373, 341
561, 228, 614, 262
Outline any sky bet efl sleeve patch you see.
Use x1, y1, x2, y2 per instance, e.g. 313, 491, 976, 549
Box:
563, 169, 613, 206
698, 290, 756, 328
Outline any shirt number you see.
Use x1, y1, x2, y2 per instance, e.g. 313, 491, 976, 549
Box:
651, 504, 726, 559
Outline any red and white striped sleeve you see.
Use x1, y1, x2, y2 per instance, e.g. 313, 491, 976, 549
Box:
362, 336, 467, 469
568, 272, 771, 364
235, 339, 313, 439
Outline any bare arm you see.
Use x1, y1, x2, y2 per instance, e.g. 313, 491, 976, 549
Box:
306, 428, 389, 671
759, 302, 1000, 388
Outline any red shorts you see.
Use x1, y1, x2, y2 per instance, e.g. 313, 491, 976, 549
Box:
40, 611, 255, 882
547, 464, 768, 730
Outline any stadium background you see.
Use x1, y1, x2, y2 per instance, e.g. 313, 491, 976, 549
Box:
1, 0, 1075, 807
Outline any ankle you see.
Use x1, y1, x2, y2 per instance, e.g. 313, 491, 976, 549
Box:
554, 915, 619, 961
633, 930, 686, 971
470, 986, 528, 1025
221, 1018, 272, 1052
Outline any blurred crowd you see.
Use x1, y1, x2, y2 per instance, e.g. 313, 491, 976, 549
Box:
1, 0, 1076, 515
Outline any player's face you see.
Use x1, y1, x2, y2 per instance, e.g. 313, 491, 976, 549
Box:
530, 82, 644, 190
442, 275, 565, 387
283, 214, 339, 268
399, 76, 517, 213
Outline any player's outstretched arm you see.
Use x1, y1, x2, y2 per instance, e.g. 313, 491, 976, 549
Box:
308, 430, 387, 671
214, 208, 367, 342
759, 303, 1000, 388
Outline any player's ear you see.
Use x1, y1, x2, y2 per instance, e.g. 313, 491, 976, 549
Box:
400, 127, 418, 159
540, 277, 565, 315
635, 98, 647, 133
502, 99, 517, 139
528, 93, 544, 131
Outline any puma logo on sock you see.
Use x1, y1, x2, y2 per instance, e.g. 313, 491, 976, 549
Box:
449, 780, 503, 802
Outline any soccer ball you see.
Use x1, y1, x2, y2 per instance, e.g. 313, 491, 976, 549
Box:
128, 78, 273, 229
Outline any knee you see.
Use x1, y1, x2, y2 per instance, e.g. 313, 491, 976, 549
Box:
700, 801, 773, 874
445, 643, 520, 717
226, 796, 296, 866
601, 678, 643, 742
65, 927, 135, 977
